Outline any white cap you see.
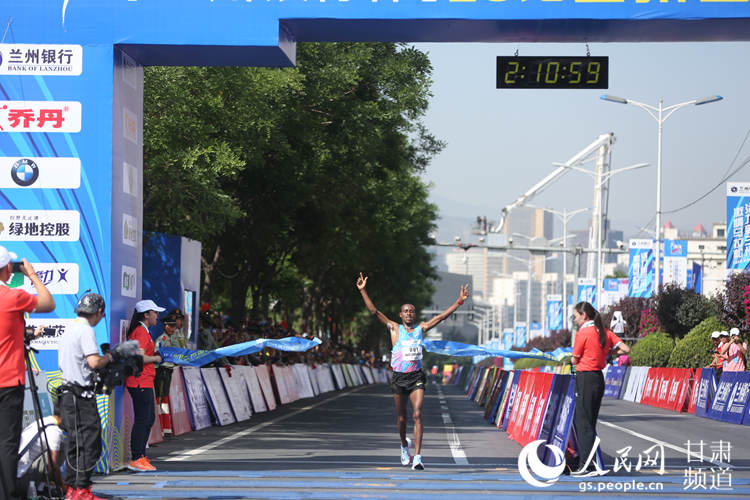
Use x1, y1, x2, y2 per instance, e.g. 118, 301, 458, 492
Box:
711, 331, 721, 339
720, 330, 729, 337
0, 246, 18, 268
730, 328, 740, 337
135, 299, 165, 313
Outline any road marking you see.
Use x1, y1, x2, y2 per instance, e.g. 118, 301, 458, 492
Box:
164, 386, 367, 462
436, 386, 469, 465
598, 419, 732, 468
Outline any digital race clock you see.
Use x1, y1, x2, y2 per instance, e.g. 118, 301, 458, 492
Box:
496, 56, 609, 89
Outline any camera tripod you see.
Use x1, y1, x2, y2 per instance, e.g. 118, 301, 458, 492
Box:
22, 342, 64, 500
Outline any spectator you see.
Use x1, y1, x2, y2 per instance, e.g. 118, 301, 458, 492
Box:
16, 406, 63, 497
0, 247, 54, 500
166, 309, 188, 348
721, 328, 747, 372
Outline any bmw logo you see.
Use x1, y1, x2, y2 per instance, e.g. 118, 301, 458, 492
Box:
11, 158, 40, 187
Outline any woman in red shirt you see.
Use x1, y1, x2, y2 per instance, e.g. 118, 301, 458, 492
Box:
570, 301, 630, 476
125, 300, 165, 472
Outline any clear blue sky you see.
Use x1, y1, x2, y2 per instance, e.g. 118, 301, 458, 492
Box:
413, 42, 750, 239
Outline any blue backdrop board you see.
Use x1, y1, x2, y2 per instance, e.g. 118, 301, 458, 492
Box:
546, 376, 575, 466
604, 366, 627, 399
500, 370, 522, 431
708, 372, 740, 423
628, 239, 655, 297
724, 372, 750, 425
142, 232, 181, 339
727, 183, 750, 270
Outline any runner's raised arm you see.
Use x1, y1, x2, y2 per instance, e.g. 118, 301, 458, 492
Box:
357, 272, 395, 328
419, 284, 469, 333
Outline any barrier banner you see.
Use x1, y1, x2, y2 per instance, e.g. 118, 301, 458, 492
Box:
667, 368, 694, 412
168, 367, 193, 436
201, 368, 236, 426
623, 366, 650, 403
495, 370, 515, 428
538, 374, 571, 445
159, 336, 322, 367
487, 371, 509, 424
237, 365, 267, 413
724, 372, 750, 425
521, 373, 554, 446
546, 376, 576, 466
219, 366, 252, 422
307, 365, 321, 396
284, 366, 301, 402
293, 364, 315, 399
506, 371, 531, 441
619, 366, 631, 400
181, 366, 212, 430
361, 365, 375, 385
316, 364, 336, 393
604, 366, 627, 398
271, 365, 291, 404
254, 365, 278, 411
331, 364, 346, 390
707, 372, 739, 421
500, 371, 522, 431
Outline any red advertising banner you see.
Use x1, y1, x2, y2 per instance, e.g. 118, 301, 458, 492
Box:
640, 367, 694, 412
506, 372, 555, 447
169, 367, 193, 436
506, 371, 531, 441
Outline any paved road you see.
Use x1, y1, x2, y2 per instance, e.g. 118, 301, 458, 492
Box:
93, 381, 750, 499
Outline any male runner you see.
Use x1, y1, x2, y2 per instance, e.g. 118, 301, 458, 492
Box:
357, 272, 469, 470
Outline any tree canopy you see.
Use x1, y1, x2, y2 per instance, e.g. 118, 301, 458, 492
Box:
143, 42, 443, 350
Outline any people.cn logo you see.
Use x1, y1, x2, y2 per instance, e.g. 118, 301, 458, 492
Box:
517, 440, 566, 488
11, 158, 40, 186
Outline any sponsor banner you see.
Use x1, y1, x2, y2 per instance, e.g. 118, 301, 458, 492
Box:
218, 365, 252, 422
599, 278, 628, 310
0, 157, 81, 189
122, 213, 138, 247
24, 318, 78, 350
577, 278, 596, 308
14, 263, 79, 295
168, 367, 193, 436
500, 370, 522, 431
604, 365, 627, 398
254, 364, 278, 411
0, 44, 82, 75
180, 366, 212, 431
200, 367, 236, 426
547, 376, 576, 465
707, 372, 738, 421
0, 101, 81, 133
726, 182, 750, 270
628, 239, 655, 297
724, 373, 750, 425
663, 239, 688, 287
236, 364, 268, 413
0, 210, 79, 241
514, 323, 527, 348
121, 265, 137, 298
537, 374, 568, 444
502, 328, 514, 350
546, 295, 563, 332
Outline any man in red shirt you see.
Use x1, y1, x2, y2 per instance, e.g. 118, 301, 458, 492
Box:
0, 246, 54, 499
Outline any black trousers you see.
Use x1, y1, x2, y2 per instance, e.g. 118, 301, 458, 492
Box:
128, 387, 155, 459
0, 385, 24, 500
574, 370, 605, 468
59, 391, 102, 489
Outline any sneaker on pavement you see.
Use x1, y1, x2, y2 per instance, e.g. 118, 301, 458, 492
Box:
127, 457, 150, 472
400, 444, 411, 466
76, 487, 108, 500
412, 454, 425, 471
140, 456, 157, 471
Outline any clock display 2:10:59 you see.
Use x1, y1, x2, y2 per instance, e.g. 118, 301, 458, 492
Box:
495, 56, 609, 89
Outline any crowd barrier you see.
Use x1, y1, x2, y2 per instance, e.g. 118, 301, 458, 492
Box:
463, 364, 605, 468
462, 362, 750, 467
23, 362, 388, 473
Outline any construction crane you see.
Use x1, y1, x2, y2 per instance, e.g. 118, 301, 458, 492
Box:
491, 133, 616, 234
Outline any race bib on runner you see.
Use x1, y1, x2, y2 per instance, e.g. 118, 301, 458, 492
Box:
401, 339, 422, 362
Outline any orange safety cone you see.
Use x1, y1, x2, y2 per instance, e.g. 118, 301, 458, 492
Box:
159, 395, 173, 435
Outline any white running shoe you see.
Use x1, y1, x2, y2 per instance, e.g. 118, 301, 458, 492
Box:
400, 444, 411, 466
412, 454, 424, 470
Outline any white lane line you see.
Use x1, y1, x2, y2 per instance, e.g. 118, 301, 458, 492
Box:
598, 420, 732, 469
436, 387, 469, 465
165, 386, 367, 462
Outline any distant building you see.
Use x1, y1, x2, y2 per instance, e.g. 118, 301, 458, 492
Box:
426, 271, 477, 343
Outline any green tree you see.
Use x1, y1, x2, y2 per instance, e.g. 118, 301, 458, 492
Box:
143, 43, 443, 345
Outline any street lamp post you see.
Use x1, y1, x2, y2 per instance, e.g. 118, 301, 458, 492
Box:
601, 94, 723, 292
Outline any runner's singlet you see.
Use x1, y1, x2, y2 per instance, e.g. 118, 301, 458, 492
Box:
390, 324, 423, 373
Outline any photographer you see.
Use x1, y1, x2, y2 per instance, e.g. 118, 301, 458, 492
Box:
16, 404, 63, 498
0, 246, 54, 500
58, 293, 110, 500
721, 328, 747, 372
125, 300, 164, 472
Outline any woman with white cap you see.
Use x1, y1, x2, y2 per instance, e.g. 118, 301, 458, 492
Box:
721, 328, 747, 372
125, 300, 165, 472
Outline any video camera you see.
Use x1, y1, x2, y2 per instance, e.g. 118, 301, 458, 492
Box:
23, 325, 56, 345
94, 340, 144, 394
